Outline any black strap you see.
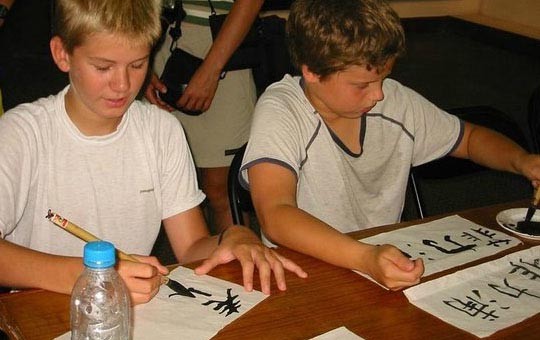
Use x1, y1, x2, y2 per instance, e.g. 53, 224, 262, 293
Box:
207, 0, 216, 16
168, 0, 187, 52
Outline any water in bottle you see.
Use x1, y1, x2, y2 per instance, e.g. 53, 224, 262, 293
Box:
71, 240, 131, 339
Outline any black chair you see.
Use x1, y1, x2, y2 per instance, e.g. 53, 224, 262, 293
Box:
403, 105, 532, 220
528, 85, 540, 153
227, 143, 255, 228
149, 224, 178, 266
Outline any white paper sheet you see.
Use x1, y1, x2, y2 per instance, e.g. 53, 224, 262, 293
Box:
310, 327, 364, 340
404, 246, 540, 338
359, 215, 522, 279
56, 266, 267, 340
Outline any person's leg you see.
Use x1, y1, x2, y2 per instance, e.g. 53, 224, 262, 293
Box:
200, 166, 251, 233
153, 24, 256, 233
199, 166, 232, 233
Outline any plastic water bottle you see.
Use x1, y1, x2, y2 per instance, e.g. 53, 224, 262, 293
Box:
71, 241, 132, 339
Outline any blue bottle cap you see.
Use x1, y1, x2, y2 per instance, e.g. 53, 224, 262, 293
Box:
83, 241, 116, 268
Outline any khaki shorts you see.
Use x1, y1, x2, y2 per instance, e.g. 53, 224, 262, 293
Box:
154, 22, 256, 168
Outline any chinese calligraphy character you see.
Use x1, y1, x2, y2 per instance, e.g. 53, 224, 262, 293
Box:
489, 277, 540, 299
443, 289, 500, 321
202, 288, 241, 317
424, 235, 477, 254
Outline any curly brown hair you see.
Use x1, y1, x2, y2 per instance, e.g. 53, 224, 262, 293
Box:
287, 0, 405, 79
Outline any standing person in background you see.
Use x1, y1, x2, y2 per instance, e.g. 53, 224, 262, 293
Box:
0, 0, 15, 116
145, 0, 264, 233
0, 0, 14, 28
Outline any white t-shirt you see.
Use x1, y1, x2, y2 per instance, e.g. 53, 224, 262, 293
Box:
0, 86, 205, 257
241, 75, 463, 236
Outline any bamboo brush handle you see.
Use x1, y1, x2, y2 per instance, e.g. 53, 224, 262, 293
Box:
46, 210, 138, 262
47, 210, 171, 287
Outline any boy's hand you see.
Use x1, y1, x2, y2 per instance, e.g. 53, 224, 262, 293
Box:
515, 153, 540, 187
116, 255, 169, 305
363, 244, 424, 290
194, 226, 308, 295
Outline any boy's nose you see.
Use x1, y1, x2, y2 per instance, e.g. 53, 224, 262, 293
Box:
110, 69, 130, 92
371, 84, 384, 103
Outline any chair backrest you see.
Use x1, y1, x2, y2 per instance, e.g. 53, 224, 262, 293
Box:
149, 223, 177, 265
528, 85, 540, 153
151, 143, 254, 264
404, 105, 532, 220
227, 143, 254, 226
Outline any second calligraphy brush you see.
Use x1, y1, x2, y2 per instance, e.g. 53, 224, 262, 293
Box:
45, 210, 196, 298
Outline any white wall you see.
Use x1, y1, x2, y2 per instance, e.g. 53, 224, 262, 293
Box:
390, 0, 481, 18
480, 0, 540, 30
390, 0, 540, 39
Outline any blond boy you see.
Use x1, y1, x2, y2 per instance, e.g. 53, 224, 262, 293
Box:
0, 0, 305, 304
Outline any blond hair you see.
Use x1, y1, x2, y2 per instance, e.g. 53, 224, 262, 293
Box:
287, 0, 405, 78
54, 0, 162, 53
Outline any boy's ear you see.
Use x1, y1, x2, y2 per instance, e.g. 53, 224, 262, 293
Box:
301, 65, 320, 83
50, 36, 71, 72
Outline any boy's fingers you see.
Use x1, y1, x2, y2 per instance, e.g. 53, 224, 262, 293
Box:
130, 286, 160, 305
250, 250, 271, 294
193, 256, 222, 276
274, 252, 308, 279
130, 255, 169, 275
382, 258, 424, 289
385, 247, 417, 272
237, 255, 255, 292
265, 251, 286, 291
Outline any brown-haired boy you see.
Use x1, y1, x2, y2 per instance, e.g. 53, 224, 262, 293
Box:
241, 0, 540, 290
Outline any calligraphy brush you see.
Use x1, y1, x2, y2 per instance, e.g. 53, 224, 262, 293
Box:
516, 187, 540, 235
45, 210, 196, 298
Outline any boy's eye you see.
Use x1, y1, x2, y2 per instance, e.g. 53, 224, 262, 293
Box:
94, 65, 111, 72
131, 61, 146, 69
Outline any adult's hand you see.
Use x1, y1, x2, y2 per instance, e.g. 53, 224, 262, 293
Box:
144, 72, 175, 112
176, 62, 221, 113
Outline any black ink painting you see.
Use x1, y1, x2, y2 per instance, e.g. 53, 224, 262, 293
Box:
360, 215, 522, 277
404, 246, 540, 338
168, 285, 242, 317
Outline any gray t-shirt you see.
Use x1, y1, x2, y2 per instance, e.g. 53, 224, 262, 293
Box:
0, 86, 205, 256
241, 75, 463, 235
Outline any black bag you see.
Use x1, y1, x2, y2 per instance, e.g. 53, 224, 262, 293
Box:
251, 15, 299, 95
159, 48, 204, 115
208, 10, 298, 91
207, 2, 262, 72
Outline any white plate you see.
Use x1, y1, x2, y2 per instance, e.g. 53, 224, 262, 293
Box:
496, 208, 540, 240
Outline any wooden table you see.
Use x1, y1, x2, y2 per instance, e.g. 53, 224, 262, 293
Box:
1, 200, 539, 339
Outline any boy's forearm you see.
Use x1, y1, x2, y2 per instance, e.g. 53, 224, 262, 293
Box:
163, 207, 215, 264
0, 239, 82, 294
261, 205, 373, 271
178, 235, 219, 264
456, 124, 528, 174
